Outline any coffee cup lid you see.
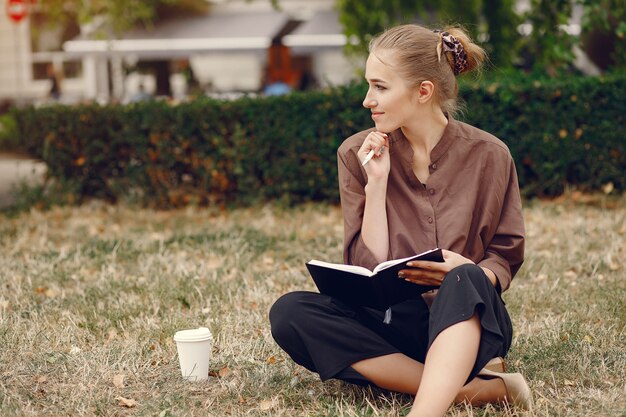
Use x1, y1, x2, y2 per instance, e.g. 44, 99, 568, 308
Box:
174, 327, 213, 342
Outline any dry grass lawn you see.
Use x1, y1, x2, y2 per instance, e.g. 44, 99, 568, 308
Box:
0, 194, 624, 416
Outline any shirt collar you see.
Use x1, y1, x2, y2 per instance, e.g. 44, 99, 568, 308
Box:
390, 115, 459, 165
430, 115, 458, 163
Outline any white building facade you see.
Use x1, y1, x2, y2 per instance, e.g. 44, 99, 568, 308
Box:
0, 1, 42, 103
0, 0, 362, 105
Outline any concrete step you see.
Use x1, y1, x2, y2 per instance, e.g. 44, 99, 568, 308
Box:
0, 155, 47, 208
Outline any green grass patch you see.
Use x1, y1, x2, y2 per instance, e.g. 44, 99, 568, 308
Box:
0, 198, 624, 416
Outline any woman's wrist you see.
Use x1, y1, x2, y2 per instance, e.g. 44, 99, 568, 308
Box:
365, 177, 388, 194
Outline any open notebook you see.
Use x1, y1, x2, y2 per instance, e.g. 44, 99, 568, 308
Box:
306, 248, 444, 310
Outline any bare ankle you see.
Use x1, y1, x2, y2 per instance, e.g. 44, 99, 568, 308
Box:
455, 377, 507, 406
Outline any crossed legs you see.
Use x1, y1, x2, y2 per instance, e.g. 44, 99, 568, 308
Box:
352, 313, 507, 417
269, 266, 512, 416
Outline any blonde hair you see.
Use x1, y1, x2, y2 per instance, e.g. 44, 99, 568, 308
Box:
369, 24, 486, 117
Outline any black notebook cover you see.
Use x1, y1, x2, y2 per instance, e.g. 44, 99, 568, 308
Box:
306, 248, 444, 310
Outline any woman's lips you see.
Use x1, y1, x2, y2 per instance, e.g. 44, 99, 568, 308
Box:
371, 112, 384, 120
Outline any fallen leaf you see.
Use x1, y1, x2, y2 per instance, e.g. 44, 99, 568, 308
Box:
106, 328, 118, 342
564, 379, 575, 386
69, 346, 82, 354
266, 356, 277, 364
34, 286, 57, 298
564, 270, 577, 279
583, 335, 593, 343
115, 396, 138, 408
602, 182, 614, 195
205, 257, 222, 269
259, 399, 276, 410
218, 366, 231, 378
36, 375, 47, 384
113, 374, 125, 389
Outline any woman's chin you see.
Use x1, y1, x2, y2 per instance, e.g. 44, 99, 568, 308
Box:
373, 120, 384, 130
374, 122, 396, 133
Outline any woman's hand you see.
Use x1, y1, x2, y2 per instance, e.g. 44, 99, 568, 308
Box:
398, 249, 474, 287
358, 131, 390, 179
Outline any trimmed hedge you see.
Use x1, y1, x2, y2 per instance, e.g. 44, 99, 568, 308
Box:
11, 73, 626, 207
462, 73, 626, 197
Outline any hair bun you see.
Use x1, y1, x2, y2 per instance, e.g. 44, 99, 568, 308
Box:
443, 27, 485, 75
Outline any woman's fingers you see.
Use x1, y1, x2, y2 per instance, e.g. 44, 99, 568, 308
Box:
406, 260, 446, 271
399, 250, 475, 287
360, 132, 388, 160
398, 268, 444, 286
403, 276, 442, 287
398, 269, 443, 280
368, 131, 388, 146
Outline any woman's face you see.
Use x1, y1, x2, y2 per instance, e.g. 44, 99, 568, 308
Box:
362, 51, 419, 133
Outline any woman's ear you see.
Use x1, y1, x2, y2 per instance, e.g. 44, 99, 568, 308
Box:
416, 81, 435, 103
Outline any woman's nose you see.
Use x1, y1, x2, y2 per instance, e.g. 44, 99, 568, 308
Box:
363, 94, 377, 109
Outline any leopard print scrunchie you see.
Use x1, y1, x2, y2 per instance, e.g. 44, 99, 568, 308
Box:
433, 30, 468, 76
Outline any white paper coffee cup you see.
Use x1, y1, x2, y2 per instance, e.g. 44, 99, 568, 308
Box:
173, 327, 213, 381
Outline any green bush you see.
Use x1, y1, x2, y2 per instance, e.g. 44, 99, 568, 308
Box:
0, 112, 19, 151
10, 73, 626, 207
461, 73, 626, 196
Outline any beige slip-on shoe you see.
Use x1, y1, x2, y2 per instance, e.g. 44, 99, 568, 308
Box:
483, 357, 506, 373
478, 368, 533, 410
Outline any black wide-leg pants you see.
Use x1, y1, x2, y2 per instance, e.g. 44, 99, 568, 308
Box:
269, 264, 513, 387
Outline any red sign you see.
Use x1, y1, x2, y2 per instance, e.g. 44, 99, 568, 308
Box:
6, 0, 28, 23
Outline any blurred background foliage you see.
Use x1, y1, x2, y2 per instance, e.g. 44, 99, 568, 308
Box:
8, 73, 625, 208
4, 0, 625, 210
337, 0, 625, 75
36, 0, 625, 74
33, 0, 211, 36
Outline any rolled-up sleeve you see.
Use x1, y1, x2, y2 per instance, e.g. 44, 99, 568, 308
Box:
337, 146, 380, 271
477, 156, 525, 292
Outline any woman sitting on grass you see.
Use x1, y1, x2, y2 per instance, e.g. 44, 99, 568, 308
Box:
270, 23, 531, 416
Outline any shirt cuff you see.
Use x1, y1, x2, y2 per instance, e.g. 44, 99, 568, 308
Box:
348, 234, 381, 271
478, 257, 511, 293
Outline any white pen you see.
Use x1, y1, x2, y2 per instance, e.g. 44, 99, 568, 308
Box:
361, 146, 385, 166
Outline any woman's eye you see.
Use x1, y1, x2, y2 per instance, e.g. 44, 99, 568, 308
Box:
374, 85, 386, 91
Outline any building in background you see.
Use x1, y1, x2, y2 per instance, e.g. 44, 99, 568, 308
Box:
2, 0, 597, 106
0, 0, 361, 105
283, 9, 359, 89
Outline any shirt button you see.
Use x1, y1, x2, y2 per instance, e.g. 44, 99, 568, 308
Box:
429, 188, 435, 195
431, 163, 438, 170
427, 217, 433, 224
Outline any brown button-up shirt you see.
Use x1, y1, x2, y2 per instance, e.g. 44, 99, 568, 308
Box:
337, 117, 525, 292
